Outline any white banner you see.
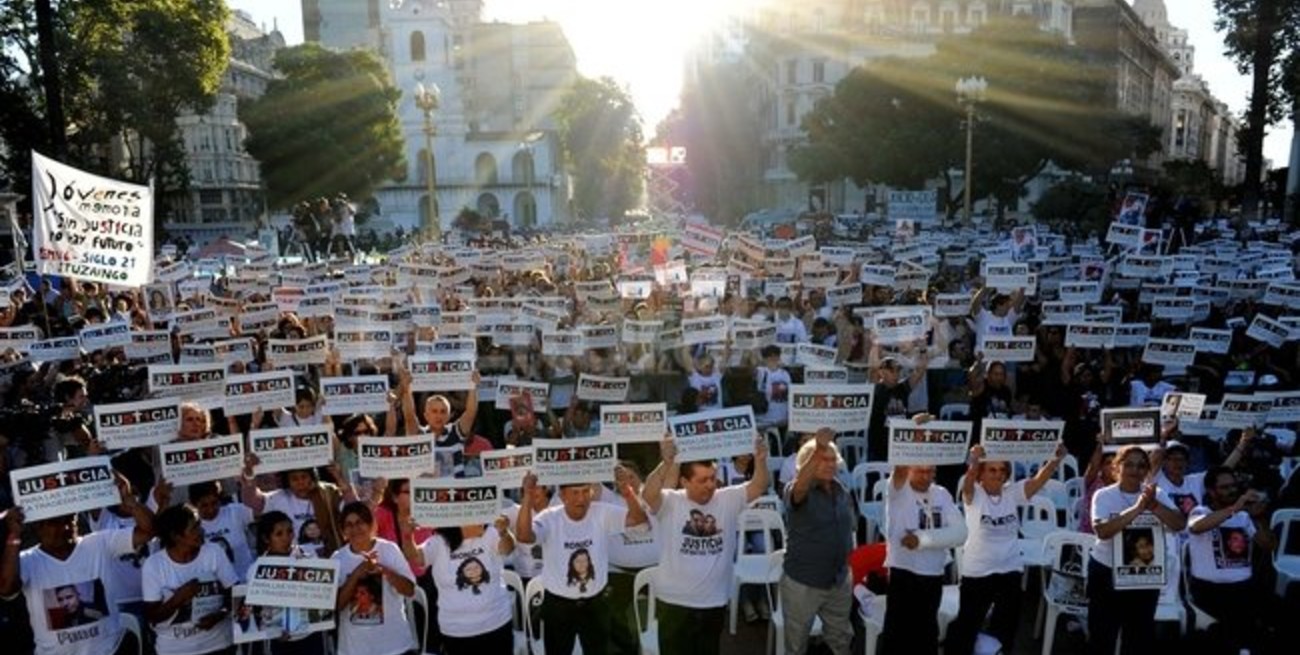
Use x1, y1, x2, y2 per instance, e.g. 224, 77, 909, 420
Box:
532, 436, 618, 486
1213, 394, 1272, 429
93, 397, 180, 449
267, 335, 329, 367
357, 436, 436, 479
319, 376, 390, 416
667, 406, 757, 463
335, 328, 394, 360
9, 456, 119, 521
79, 321, 132, 351
250, 425, 333, 475
409, 354, 476, 392
576, 374, 630, 403
28, 337, 82, 362
494, 379, 550, 411
788, 384, 874, 433
411, 479, 504, 529
148, 363, 226, 409
887, 419, 972, 466
681, 316, 728, 346
599, 403, 668, 444
480, 447, 533, 489
979, 419, 1064, 462
977, 336, 1036, 363
245, 557, 340, 611
31, 151, 154, 286
224, 370, 296, 417
158, 434, 245, 486
1189, 328, 1231, 355
1141, 339, 1197, 368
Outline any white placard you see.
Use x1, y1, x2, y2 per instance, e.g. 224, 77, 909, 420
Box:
1065, 323, 1116, 349
1100, 408, 1160, 446
494, 379, 551, 411
887, 419, 973, 465
357, 435, 436, 479
803, 366, 850, 385
1246, 314, 1291, 348
480, 447, 534, 489
872, 311, 928, 345
1112, 513, 1167, 590
933, 293, 970, 318
1263, 391, 1300, 424
1142, 339, 1197, 368
9, 456, 119, 522
617, 279, 653, 299
225, 371, 297, 417
599, 403, 668, 443
250, 425, 333, 475
580, 324, 620, 350
79, 321, 132, 351
977, 336, 1036, 363
409, 354, 476, 392
542, 330, 585, 357
127, 330, 172, 362
335, 328, 394, 360
732, 323, 776, 350
622, 320, 661, 345
667, 406, 758, 463
267, 335, 329, 367
1058, 282, 1101, 304
245, 557, 340, 611
1114, 324, 1152, 349
795, 343, 838, 367
1213, 394, 1273, 429
984, 263, 1030, 292
532, 436, 618, 485
1160, 392, 1207, 424
28, 337, 82, 362
788, 384, 874, 433
148, 363, 226, 408
411, 479, 504, 528
576, 374, 630, 403
0, 326, 41, 353
681, 316, 728, 346
319, 376, 390, 416
979, 419, 1064, 462
1189, 328, 1231, 355
93, 397, 180, 449
157, 434, 245, 486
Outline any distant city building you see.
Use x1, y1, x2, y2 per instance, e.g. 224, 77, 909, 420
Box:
303, 0, 577, 231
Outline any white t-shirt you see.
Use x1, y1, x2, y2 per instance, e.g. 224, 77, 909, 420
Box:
974, 308, 1017, 342
775, 316, 808, 344
757, 367, 792, 425
529, 502, 628, 599
1088, 484, 1176, 566
500, 501, 545, 579
88, 510, 156, 604
19, 529, 136, 655
141, 543, 239, 655
961, 481, 1028, 577
1154, 470, 1205, 519
1130, 380, 1177, 407
605, 496, 659, 570
421, 531, 513, 638
653, 486, 749, 608
1187, 505, 1256, 584
883, 482, 962, 576
689, 370, 724, 411
201, 504, 255, 583
264, 490, 317, 542
332, 539, 417, 655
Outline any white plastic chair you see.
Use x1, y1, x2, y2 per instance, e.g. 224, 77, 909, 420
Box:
1058, 454, 1080, 481
837, 435, 867, 469
939, 403, 970, 420
1036, 531, 1094, 655
1019, 496, 1064, 591
1272, 508, 1300, 596
765, 426, 786, 484
501, 569, 530, 655
729, 509, 787, 635
851, 463, 891, 543
861, 593, 887, 655
1063, 478, 1086, 529
1154, 542, 1187, 635
119, 612, 143, 655
632, 566, 660, 655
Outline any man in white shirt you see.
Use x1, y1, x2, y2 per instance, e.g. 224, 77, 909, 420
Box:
642, 432, 768, 655
968, 286, 1024, 343
774, 297, 809, 344
516, 471, 648, 655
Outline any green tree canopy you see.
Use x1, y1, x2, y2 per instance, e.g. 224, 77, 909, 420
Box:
555, 76, 645, 221
240, 43, 405, 209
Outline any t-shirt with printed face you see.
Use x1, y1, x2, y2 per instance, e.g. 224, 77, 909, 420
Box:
20, 529, 136, 655
332, 539, 417, 655
1155, 471, 1205, 521
758, 367, 793, 425
960, 481, 1028, 577
201, 503, 255, 583
1187, 505, 1256, 584
141, 543, 239, 655
654, 486, 749, 608
1088, 483, 1176, 566
530, 502, 628, 599
421, 531, 512, 638
689, 371, 724, 411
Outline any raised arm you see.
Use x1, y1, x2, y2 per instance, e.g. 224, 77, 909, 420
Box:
790, 429, 834, 506
514, 473, 539, 544
745, 435, 771, 502
1024, 444, 1066, 500
620, 483, 649, 527
240, 454, 269, 514
641, 434, 679, 514
961, 446, 982, 505
454, 369, 481, 436
1188, 492, 1253, 535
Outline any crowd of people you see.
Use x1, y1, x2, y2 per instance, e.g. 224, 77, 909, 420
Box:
0, 208, 1298, 655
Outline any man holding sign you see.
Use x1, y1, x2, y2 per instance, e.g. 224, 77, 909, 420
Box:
641, 433, 768, 653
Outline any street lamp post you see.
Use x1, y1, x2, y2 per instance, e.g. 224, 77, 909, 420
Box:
956, 76, 988, 226
414, 82, 441, 243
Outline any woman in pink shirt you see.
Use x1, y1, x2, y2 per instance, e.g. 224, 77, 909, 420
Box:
373, 478, 441, 650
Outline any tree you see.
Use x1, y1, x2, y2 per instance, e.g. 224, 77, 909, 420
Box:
240, 43, 405, 209
1213, 0, 1300, 221
1031, 179, 1111, 235
1160, 159, 1227, 217
791, 16, 1162, 219
554, 76, 645, 221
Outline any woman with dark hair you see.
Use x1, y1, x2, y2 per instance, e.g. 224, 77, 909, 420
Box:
240, 455, 356, 557
244, 511, 330, 655
566, 548, 594, 593
399, 515, 515, 654
332, 502, 416, 655
142, 505, 239, 655
375, 478, 439, 651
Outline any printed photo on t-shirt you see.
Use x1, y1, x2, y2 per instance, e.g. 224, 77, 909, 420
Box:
455, 557, 491, 594
770, 382, 788, 403
1213, 526, 1251, 569
682, 510, 721, 538
42, 580, 109, 630
566, 548, 595, 594
698, 385, 718, 406
916, 506, 943, 530
1169, 493, 1198, 518
349, 575, 384, 625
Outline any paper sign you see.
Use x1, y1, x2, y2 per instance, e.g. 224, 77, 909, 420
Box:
357, 436, 436, 479
803, 366, 849, 385
127, 330, 172, 362
667, 406, 758, 463
1214, 394, 1272, 429
580, 324, 619, 350
933, 294, 969, 318
977, 336, 1036, 363
1113, 324, 1152, 349
0, 326, 41, 353
531, 437, 618, 485
93, 397, 180, 449
1189, 328, 1231, 355
409, 354, 476, 392
887, 419, 972, 465
79, 321, 132, 351
788, 384, 874, 433
576, 374, 630, 403
682, 316, 728, 346
1100, 408, 1160, 446
984, 263, 1030, 292
872, 311, 928, 345
9, 456, 119, 521
599, 403, 668, 444
148, 363, 226, 409
495, 379, 551, 411
319, 376, 390, 416
732, 323, 775, 350
1142, 339, 1197, 368
245, 557, 340, 611
1066, 323, 1116, 349
1246, 314, 1291, 348
622, 320, 661, 345
1112, 513, 1166, 590
267, 335, 329, 367
29, 337, 82, 362
480, 447, 533, 488
411, 478, 504, 528
1264, 391, 1300, 424
225, 371, 297, 417
979, 419, 1064, 462
542, 330, 585, 357
158, 435, 245, 486
249, 425, 333, 475
795, 343, 838, 367
335, 328, 394, 360
1160, 392, 1207, 424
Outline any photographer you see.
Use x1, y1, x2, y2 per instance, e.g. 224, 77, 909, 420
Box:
47, 377, 93, 462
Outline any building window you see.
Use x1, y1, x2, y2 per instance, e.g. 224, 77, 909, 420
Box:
786, 60, 797, 85
475, 153, 499, 186
411, 31, 426, 62
813, 60, 825, 83
785, 98, 797, 126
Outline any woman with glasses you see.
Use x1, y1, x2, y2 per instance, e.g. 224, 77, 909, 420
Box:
332, 502, 417, 655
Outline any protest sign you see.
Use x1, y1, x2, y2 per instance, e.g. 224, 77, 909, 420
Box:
1189, 327, 1232, 355
622, 320, 661, 345
690, 269, 728, 298
79, 321, 132, 351
1065, 323, 1116, 349
886, 419, 972, 465
1041, 301, 1087, 325
1113, 514, 1166, 590
1263, 391, 1300, 424
1113, 324, 1152, 348
977, 336, 1036, 363
0, 326, 41, 353
211, 337, 255, 366
1100, 408, 1160, 447
872, 311, 928, 345
795, 343, 838, 367
126, 330, 172, 363
249, 425, 333, 475
1141, 339, 1197, 368
31, 151, 154, 286
681, 316, 728, 346
580, 324, 619, 350
157, 434, 245, 486
933, 293, 970, 318
667, 406, 757, 463
416, 338, 477, 358
888, 190, 937, 222
1058, 281, 1102, 304
1160, 392, 1207, 425
1213, 394, 1272, 429
9, 456, 119, 522
803, 366, 849, 385
617, 278, 653, 299
178, 343, 215, 364
267, 335, 329, 367
825, 284, 862, 308
92, 397, 180, 449
984, 263, 1030, 292
409, 354, 476, 392
480, 447, 533, 488
245, 557, 340, 612
411, 479, 504, 528
731, 323, 775, 350
1246, 314, 1291, 348
28, 337, 81, 362
489, 323, 535, 348
599, 403, 668, 443
357, 435, 436, 479
859, 264, 895, 288
148, 363, 225, 409
788, 384, 874, 433
979, 419, 1064, 462
542, 330, 585, 357
532, 436, 618, 485
576, 374, 630, 403
438, 311, 478, 337
494, 379, 550, 411
335, 328, 394, 360
319, 376, 390, 416
224, 371, 296, 417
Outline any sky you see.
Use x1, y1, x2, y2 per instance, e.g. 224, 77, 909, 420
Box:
230, 0, 1293, 166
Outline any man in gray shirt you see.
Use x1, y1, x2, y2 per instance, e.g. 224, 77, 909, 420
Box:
781, 428, 855, 654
